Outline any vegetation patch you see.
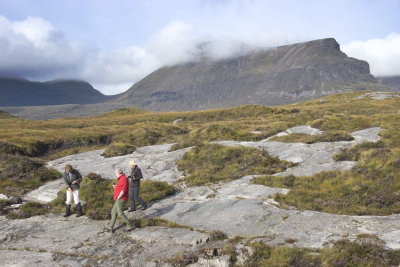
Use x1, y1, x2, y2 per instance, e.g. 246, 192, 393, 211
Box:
334, 140, 385, 161
165, 252, 198, 266
253, 147, 400, 215
321, 235, 400, 267
177, 143, 295, 186
6, 201, 50, 219
242, 235, 400, 266
50, 173, 176, 219
268, 130, 354, 143
171, 123, 270, 150
245, 242, 321, 266
0, 154, 60, 196
101, 143, 136, 158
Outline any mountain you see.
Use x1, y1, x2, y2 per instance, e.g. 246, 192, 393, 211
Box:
376, 76, 400, 91
0, 77, 111, 106
115, 38, 387, 111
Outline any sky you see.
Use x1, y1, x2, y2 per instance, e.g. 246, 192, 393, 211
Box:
0, 0, 400, 95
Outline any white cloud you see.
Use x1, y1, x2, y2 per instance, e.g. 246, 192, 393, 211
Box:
0, 15, 86, 79
342, 33, 400, 76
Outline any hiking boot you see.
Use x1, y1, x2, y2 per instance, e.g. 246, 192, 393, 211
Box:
63, 204, 71, 217
128, 208, 136, 212
103, 227, 115, 233
125, 226, 136, 232
141, 205, 147, 210
76, 203, 83, 217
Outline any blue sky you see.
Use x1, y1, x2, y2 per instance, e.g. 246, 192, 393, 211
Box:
1, 0, 399, 94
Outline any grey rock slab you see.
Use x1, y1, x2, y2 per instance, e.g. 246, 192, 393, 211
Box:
189, 255, 232, 267
216, 127, 382, 177
23, 179, 65, 203
213, 175, 289, 200
0, 193, 7, 200
0, 250, 55, 267
129, 226, 209, 245
47, 144, 190, 183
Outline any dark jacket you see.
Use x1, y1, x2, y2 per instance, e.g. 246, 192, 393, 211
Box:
129, 165, 143, 187
63, 169, 82, 191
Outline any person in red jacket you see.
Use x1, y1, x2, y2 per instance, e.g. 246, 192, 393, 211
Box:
105, 169, 135, 233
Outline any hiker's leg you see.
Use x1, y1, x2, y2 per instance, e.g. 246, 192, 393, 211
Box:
116, 199, 132, 227
129, 186, 136, 210
109, 201, 118, 229
134, 185, 147, 208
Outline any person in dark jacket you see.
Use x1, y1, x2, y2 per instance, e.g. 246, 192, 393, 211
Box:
128, 160, 147, 212
63, 164, 83, 217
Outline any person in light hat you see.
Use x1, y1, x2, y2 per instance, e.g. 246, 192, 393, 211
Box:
127, 160, 147, 212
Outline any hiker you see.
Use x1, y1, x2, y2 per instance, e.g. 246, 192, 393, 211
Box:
128, 160, 147, 212
105, 169, 135, 233
63, 164, 83, 217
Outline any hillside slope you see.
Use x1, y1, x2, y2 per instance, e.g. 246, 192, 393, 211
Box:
115, 38, 387, 111
0, 77, 111, 106
376, 76, 400, 91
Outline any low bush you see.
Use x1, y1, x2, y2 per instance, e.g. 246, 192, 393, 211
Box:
321, 235, 400, 266
101, 143, 136, 158
177, 143, 295, 186
171, 123, 267, 150
0, 154, 60, 196
6, 201, 50, 219
334, 140, 385, 161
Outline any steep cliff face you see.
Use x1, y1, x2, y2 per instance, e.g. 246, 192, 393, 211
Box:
116, 38, 387, 111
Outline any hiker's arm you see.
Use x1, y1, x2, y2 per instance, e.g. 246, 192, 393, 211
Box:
117, 191, 124, 200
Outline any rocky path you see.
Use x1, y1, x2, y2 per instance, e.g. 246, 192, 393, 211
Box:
3, 125, 399, 266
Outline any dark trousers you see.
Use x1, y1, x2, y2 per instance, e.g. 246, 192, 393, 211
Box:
129, 185, 146, 210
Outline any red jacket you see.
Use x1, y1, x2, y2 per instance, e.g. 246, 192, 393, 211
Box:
114, 174, 129, 201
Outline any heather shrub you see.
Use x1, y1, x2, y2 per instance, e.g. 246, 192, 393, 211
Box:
177, 143, 295, 186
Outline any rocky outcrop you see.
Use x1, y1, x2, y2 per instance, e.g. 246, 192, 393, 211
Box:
115, 38, 387, 111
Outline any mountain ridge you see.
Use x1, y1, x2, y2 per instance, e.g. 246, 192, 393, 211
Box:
114, 38, 387, 111
0, 77, 112, 106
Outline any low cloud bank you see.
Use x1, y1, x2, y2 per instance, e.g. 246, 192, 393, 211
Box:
1, 15, 399, 95
342, 33, 400, 77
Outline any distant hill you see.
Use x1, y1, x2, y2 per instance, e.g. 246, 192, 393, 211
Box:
0, 77, 111, 106
376, 76, 400, 91
114, 38, 387, 111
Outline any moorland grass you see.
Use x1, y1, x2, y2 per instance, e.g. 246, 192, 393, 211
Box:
241, 235, 400, 266
6, 201, 49, 219
0, 154, 60, 196
176, 143, 295, 186
253, 146, 400, 215
0, 91, 399, 217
